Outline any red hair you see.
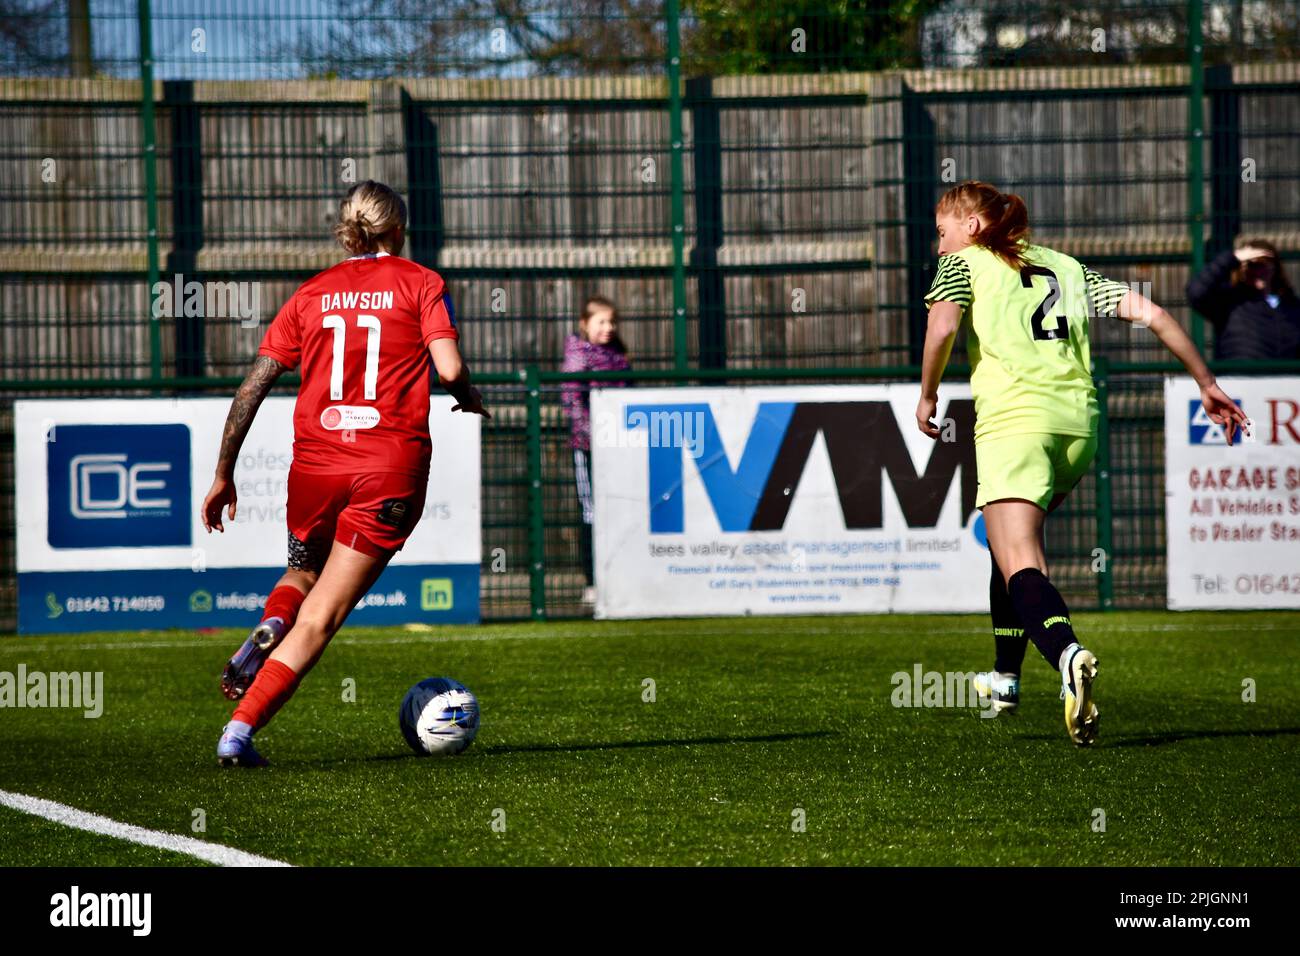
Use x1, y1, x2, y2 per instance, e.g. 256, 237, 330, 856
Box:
936, 181, 1031, 271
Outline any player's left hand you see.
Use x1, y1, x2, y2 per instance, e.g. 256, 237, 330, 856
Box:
1200, 381, 1249, 446
202, 476, 238, 532
452, 386, 491, 419
916, 394, 940, 440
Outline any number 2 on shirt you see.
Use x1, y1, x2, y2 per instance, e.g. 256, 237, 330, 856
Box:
322, 314, 381, 400
1019, 266, 1068, 341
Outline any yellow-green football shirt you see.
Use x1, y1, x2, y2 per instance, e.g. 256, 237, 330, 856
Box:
924, 243, 1130, 441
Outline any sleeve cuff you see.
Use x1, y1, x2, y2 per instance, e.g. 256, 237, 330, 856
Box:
257, 347, 297, 369
422, 328, 460, 346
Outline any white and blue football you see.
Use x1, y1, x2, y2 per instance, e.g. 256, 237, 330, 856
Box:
399, 677, 480, 756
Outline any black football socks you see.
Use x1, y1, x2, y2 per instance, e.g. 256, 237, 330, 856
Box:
990, 554, 1027, 676
1006, 567, 1077, 672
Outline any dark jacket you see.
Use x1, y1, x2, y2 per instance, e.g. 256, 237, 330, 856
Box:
1186, 250, 1300, 361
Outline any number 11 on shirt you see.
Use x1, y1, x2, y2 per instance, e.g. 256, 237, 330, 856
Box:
323, 314, 381, 401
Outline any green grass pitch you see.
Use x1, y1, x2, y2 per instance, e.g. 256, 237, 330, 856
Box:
1, 611, 1296, 866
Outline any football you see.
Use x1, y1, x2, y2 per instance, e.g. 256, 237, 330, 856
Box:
398, 677, 480, 757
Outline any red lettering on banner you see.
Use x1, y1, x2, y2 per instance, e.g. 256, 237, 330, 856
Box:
1191, 467, 1278, 491
1268, 399, 1300, 444
1212, 522, 1264, 541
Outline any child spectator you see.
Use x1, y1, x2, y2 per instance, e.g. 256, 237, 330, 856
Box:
560, 296, 631, 604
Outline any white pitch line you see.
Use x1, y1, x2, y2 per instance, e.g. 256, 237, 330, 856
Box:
0, 789, 292, 868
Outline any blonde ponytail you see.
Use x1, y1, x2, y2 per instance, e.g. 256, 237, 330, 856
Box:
936, 181, 1031, 271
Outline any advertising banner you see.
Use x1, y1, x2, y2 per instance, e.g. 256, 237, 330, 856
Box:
591, 384, 989, 618
15, 397, 481, 632
1164, 376, 1300, 609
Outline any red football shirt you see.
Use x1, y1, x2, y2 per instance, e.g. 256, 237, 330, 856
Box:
258, 253, 459, 476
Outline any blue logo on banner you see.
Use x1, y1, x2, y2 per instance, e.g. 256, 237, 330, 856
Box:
625, 400, 978, 534
627, 402, 795, 533
1188, 398, 1244, 445
47, 424, 192, 548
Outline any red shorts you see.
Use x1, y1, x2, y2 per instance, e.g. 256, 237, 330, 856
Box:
286, 467, 428, 558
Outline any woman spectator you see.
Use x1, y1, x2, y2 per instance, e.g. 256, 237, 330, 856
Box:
1186, 239, 1300, 360
561, 296, 631, 605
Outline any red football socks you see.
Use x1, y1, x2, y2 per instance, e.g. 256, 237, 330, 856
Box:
232, 659, 300, 731
263, 584, 306, 627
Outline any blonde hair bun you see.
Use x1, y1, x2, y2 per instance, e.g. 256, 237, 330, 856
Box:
333, 181, 408, 255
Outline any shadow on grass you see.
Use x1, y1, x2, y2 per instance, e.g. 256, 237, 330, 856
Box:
1024, 727, 1300, 747
358, 729, 838, 763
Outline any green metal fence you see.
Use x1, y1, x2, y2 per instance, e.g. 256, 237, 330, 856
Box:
2, 1, 1299, 628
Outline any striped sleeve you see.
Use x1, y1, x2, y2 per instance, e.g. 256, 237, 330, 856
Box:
925, 254, 973, 309
1083, 265, 1131, 318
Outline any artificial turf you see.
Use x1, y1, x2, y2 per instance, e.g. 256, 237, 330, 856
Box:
0, 611, 1296, 866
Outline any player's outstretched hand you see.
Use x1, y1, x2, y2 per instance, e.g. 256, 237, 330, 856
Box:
452, 386, 491, 419
202, 476, 237, 532
1201, 381, 1249, 446
916, 393, 940, 440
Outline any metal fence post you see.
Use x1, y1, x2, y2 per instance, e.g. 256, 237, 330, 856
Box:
1187, 0, 1207, 352
137, 0, 162, 384
1094, 357, 1115, 611
524, 365, 547, 619
666, 0, 688, 371
902, 85, 937, 367
689, 76, 726, 370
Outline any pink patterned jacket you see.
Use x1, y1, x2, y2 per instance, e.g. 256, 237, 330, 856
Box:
560, 334, 631, 451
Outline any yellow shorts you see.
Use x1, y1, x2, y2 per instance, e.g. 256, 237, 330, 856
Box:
975, 432, 1098, 510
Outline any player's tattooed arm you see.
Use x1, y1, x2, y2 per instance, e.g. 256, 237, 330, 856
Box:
215, 355, 288, 479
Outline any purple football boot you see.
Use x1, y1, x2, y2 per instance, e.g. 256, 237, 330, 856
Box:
216, 720, 268, 768
220, 617, 287, 700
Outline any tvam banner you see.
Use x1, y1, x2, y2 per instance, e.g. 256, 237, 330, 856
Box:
590, 384, 989, 618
